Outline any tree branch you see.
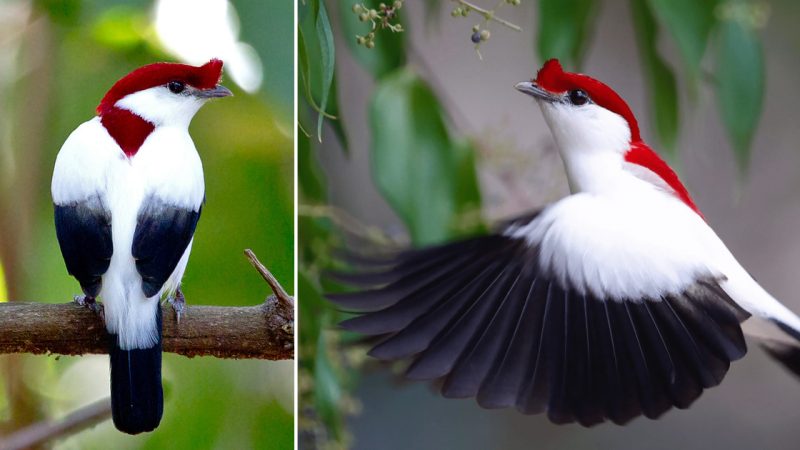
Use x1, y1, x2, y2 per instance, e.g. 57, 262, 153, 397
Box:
245, 248, 294, 309
0, 251, 294, 360
0, 398, 111, 450
0, 251, 293, 447
0, 299, 293, 360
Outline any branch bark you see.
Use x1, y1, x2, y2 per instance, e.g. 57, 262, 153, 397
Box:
0, 250, 294, 360
0, 252, 293, 446
0, 299, 294, 360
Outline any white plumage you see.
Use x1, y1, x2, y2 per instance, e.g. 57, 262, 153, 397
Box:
511, 75, 800, 339
52, 87, 205, 350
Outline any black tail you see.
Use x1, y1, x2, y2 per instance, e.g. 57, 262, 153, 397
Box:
109, 306, 163, 434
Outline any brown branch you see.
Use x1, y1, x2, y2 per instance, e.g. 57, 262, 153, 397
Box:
0, 398, 111, 450
244, 249, 294, 309
0, 300, 293, 360
0, 251, 293, 446
0, 250, 294, 360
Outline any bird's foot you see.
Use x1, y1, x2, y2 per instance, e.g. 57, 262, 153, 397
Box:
168, 288, 186, 324
73, 295, 104, 320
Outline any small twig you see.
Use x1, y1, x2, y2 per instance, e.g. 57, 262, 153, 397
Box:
244, 249, 293, 309
0, 398, 111, 450
453, 0, 522, 31
298, 204, 401, 247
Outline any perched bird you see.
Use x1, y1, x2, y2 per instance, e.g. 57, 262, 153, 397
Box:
328, 59, 800, 426
51, 59, 231, 434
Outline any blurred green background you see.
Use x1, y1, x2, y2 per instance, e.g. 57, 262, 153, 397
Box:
0, 0, 294, 448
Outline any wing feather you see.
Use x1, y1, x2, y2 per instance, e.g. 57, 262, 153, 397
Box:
132, 196, 201, 297
328, 209, 750, 425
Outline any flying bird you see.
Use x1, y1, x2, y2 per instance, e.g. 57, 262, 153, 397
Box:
51, 59, 231, 434
327, 59, 800, 426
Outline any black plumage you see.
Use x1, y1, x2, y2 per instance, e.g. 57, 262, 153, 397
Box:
54, 197, 113, 297
761, 339, 800, 379
132, 196, 201, 297
477, 275, 548, 409
327, 227, 752, 426
109, 304, 163, 434
441, 267, 528, 399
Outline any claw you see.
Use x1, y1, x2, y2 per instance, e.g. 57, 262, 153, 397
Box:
169, 288, 186, 324
73, 294, 104, 321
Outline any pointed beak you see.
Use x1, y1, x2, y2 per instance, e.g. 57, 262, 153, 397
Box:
515, 81, 559, 103
195, 84, 233, 99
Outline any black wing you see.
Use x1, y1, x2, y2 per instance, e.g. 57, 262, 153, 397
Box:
326, 218, 751, 426
54, 196, 113, 297
132, 196, 201, 298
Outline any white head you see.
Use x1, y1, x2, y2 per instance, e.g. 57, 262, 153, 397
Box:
515, 59, 702, 215
515, 59, 639, 158
97, 59, 232, 156
115, 82, 229, 128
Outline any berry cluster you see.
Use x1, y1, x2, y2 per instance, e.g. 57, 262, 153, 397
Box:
448, 0, 522, 58
471, 25, 490, 44
352, 1, 405, 49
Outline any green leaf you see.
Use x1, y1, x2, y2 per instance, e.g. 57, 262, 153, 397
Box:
369, 68, 483, 246
338, 0, 406, 79
630, 0, 679, 154
315, 0, 336, 141
715, 14, 764, 173
298, 128, 327, 204
298, 271, 325, 352
647, 0, 717, 77
314, 312, 343, 438
327, 71, 350, 150
298, 0, 340, 143
537, 0, 596, 68
297, 25, 314, 112
34, 0, 81, 25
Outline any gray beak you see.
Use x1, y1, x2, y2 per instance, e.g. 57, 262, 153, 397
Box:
195, 84, 233, 99
515, 81, 559, 103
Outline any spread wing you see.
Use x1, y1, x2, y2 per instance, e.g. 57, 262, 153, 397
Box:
54, 196, 113, 297
327, 206, 750, 426
132, 195, 201, 298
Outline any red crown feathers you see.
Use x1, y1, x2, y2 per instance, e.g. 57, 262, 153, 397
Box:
97, 59, 224, 115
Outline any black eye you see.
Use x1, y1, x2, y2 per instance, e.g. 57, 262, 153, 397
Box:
168, 81, 186, 94
568, 89, 589, 106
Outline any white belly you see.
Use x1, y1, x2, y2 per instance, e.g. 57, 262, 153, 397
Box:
100, 155, 196, 349
53, 118, 204, 350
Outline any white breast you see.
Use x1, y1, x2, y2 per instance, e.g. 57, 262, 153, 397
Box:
52, 117, 120, 204
132, 126, 205, 209
505, 190, 720, 301
52, 118, 204, 349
